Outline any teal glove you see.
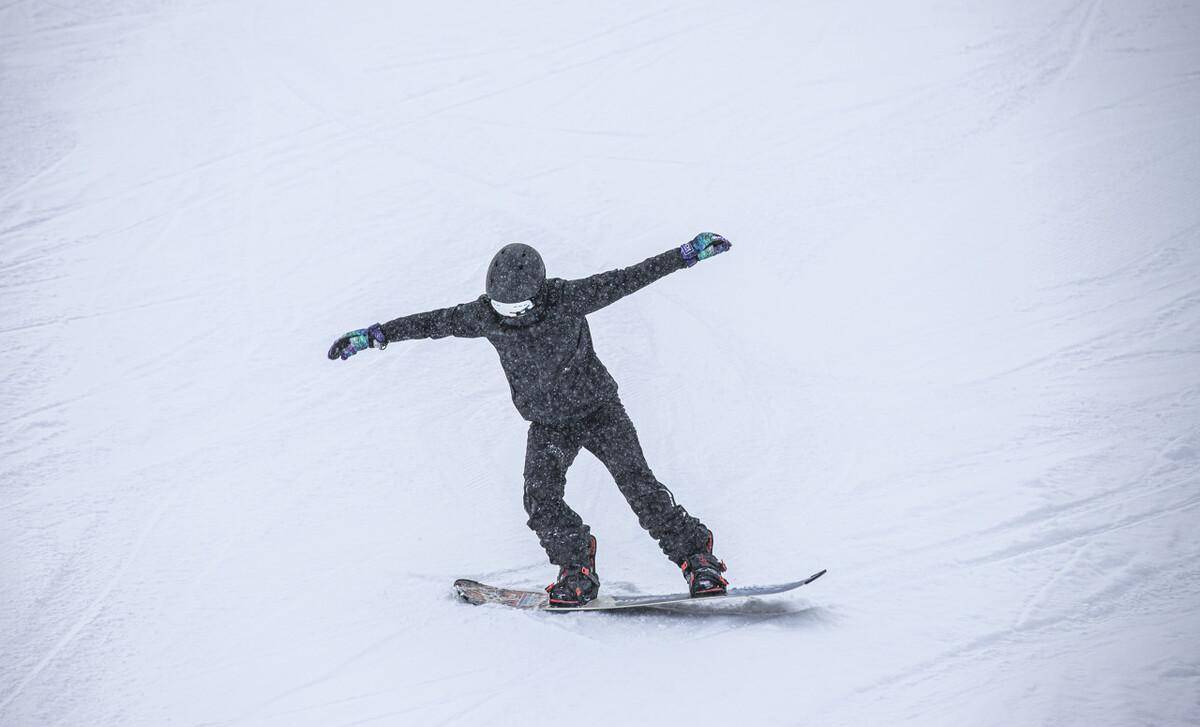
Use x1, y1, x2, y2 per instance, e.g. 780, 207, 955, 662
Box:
327, 323, 387, 361
680, 232, 732, 268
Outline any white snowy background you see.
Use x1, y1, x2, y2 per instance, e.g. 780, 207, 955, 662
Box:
3, 1, 1199, 725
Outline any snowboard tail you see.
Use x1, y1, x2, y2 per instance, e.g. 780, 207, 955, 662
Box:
453, 569, 826, 611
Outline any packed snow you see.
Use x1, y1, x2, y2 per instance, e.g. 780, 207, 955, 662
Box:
3, 1, 1198, 725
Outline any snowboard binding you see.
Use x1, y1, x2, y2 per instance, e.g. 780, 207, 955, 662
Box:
546, 535, 599, 607
680, 535, 728, 597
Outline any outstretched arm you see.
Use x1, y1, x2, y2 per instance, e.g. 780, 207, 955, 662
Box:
560, 232, 731, 316
380, 299, 490, 342
327, 298, 488, 361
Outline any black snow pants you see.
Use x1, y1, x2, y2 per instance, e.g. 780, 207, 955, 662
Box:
523, 398, 711, 567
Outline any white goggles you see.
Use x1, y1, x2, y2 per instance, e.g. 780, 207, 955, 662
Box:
490, 298, 534, 317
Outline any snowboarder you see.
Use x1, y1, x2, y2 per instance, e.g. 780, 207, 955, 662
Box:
328, 233, 733, 606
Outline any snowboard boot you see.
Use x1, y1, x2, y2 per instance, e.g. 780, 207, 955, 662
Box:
680, 535, 728, 598
546, 535, 599, 607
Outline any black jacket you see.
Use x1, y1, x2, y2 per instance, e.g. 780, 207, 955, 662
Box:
381, 248, 686, 424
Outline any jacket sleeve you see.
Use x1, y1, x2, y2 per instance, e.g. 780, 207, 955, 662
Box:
560, 248, 686, 316
380, 297, 489, 342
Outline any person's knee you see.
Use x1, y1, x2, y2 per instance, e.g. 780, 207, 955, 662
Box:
524, 487, 570, 520
613, 470, 665, 502
524, 456, 565, 486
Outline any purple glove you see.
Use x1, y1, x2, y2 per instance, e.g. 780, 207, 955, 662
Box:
680, 232, 732, 268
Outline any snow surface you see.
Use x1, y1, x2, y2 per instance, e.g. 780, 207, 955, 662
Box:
3, 1, 1199, 725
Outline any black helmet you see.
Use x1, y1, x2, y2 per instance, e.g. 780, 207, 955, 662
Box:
486, 243, 545, 303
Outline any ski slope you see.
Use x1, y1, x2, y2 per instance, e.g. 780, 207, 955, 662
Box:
3, 1, 1198, 725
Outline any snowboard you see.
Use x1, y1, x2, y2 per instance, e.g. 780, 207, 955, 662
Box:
453, 569, 826, 611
